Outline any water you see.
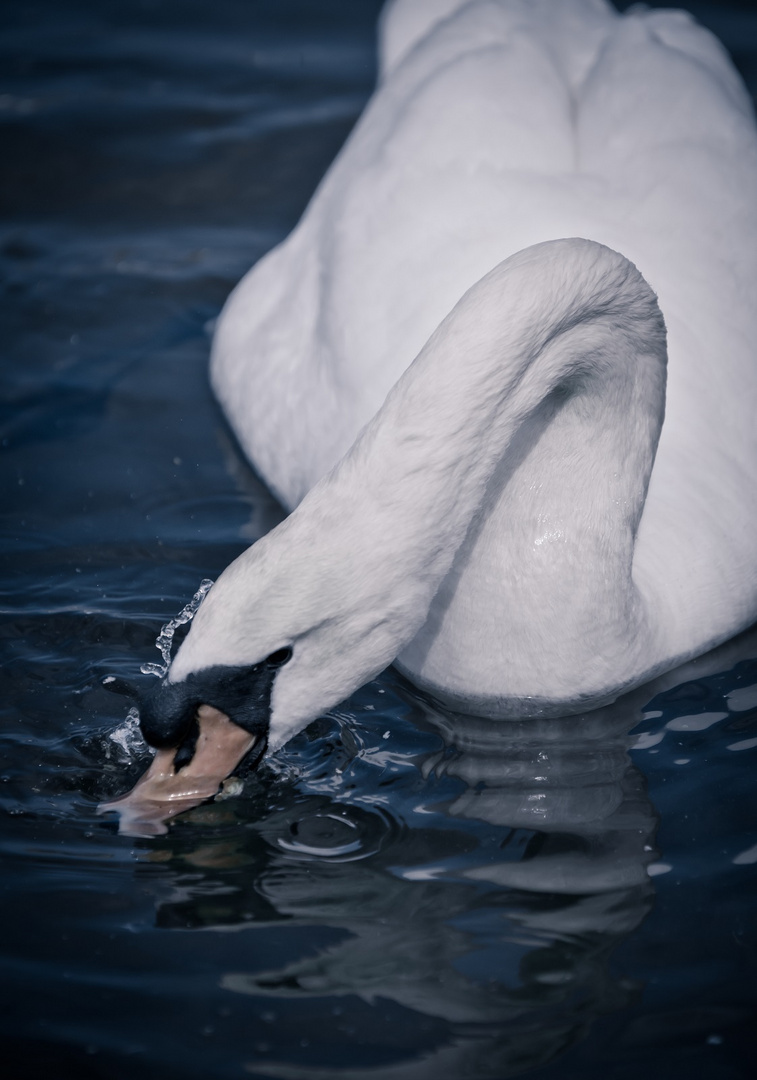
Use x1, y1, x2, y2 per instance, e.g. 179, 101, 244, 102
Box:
1, 1, 756, 1077
139, 577, 214, 677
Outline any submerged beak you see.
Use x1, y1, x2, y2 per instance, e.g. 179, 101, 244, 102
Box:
98, 705, 257, 837
98, 651, 292, 837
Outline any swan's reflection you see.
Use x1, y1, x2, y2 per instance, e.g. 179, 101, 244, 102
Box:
422, 706, 656, 895
135, 683, 671, 1079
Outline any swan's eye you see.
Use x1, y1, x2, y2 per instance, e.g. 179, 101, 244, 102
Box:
266, 647, 293, 667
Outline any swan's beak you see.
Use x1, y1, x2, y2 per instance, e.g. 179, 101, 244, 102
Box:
98, 653, 291, 836
98, 705, 257, 837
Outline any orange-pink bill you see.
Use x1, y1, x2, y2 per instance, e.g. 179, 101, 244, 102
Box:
98, 705, 257, 837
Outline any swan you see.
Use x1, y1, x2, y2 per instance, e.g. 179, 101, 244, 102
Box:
106, 0, 757, 827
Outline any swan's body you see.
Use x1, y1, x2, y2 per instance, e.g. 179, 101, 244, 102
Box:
139, 0, 757, 774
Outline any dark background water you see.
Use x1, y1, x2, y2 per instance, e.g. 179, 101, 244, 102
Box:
1, 1, 757, 1078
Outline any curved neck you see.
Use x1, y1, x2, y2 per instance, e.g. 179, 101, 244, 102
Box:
305, 237, 665, 623
174, 239, 667, 743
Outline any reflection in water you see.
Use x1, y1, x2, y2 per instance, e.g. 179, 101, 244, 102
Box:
139, 693, 658, 1079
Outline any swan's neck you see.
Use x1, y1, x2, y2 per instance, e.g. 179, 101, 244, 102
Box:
173, 239, 667, 745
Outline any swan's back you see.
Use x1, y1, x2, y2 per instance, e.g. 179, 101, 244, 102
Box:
212, 0, 757, 655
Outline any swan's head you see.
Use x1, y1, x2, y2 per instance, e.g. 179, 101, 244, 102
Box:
135, 561, 318, 783
106, 537, 377, 834
138, 646, 294, 773
103, 640, 296, 837
134, 495, 420, 798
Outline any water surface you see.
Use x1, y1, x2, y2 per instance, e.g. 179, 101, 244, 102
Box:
1, 1, 756, 1077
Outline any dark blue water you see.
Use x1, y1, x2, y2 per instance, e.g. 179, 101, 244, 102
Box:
2, 1, 756, 1078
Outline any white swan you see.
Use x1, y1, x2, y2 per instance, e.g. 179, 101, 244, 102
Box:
110, 0, 757, 825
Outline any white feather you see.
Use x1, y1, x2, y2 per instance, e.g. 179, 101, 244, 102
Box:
170, 0, 757, 753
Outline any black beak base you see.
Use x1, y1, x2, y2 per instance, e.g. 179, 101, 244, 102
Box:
138, 651, 292, 767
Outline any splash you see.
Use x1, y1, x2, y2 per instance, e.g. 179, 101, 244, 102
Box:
107, 706, 153, 761
140, 578, 214, 677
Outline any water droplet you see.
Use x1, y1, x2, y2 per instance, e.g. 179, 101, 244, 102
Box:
141, 578, 214, 677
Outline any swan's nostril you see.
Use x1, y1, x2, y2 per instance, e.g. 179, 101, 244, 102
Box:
172, 712, 201, 771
